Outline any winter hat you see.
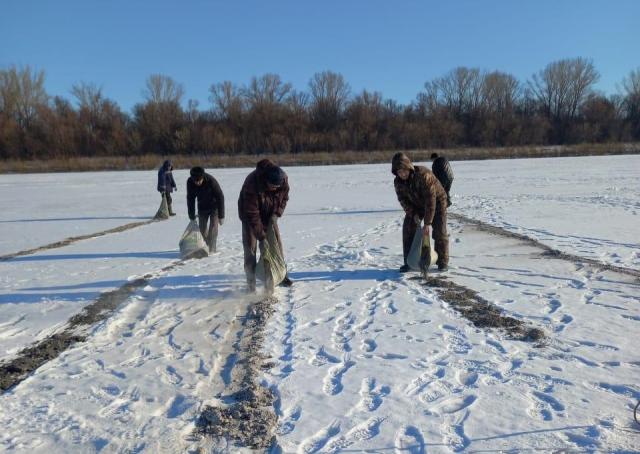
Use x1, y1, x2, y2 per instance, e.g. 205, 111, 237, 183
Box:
391, 152, 415, 175
265, 166, 285, 186
190, 166, 205, 178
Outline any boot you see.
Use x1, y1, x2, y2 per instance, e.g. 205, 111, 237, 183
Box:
168, 203, 176, 216
399, 264, 410, 273
279, 275, 293, 287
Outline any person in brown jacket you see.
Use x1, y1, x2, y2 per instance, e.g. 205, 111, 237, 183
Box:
238, 159, 292, 292
392, 152, 449, 273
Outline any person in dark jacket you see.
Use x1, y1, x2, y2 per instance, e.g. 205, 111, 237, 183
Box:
186, 166, 225, 253
430, 153, 454, 207
238, 159, 292, 292
392, 152, 449, 274
157, 160, 177, 216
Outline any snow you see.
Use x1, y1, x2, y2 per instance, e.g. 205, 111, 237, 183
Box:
1, 155, 639, 452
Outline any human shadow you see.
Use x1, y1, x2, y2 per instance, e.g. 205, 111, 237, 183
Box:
289, 268, 397, 282
0, 291, 101, 304
0, 216, 150, 223
288, 208, 400, 217
8, 273, 248, 306
7, 251, 178, 262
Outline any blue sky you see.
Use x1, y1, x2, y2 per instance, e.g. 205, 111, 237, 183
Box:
1, 0, 638, 113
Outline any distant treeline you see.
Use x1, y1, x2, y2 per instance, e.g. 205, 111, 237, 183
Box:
1, 57, 639, 160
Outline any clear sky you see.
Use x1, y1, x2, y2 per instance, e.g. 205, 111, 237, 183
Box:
1, 0, 638, 113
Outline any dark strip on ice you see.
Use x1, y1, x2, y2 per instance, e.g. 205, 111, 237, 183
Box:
450, 213, 640, 279
0, 261, 181, 392
194, 296, 279, 450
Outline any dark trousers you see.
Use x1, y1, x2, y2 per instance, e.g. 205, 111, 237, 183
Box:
242, 218, 285, 290
198, 211, 219, 252
402, 206, 449, 268
443, 181, 452, 207
162, 191, 173, 211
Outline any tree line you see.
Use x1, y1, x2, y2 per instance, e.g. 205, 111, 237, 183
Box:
1, 57, 639, 160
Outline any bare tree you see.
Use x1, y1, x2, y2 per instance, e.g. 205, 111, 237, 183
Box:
481, 71, 520, 114
134, 75, 186, 154
242, 73, 292, 110
308, 70, 350, 131
620, 67, 640, 138
620, 68, 640, 97
209, 81, 244, 121
479, 71, 523, 145
529, 57, 599, 121
0, 65, 48, 128
71, 82, 103, 111
425, 67, 484, 117
142, 74, 185, 104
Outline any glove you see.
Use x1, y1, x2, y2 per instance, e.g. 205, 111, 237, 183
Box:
219, 218, 224, 226
257, 229, 267, 242
174, 187, 178, 192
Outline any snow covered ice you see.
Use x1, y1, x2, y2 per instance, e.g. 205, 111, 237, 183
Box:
0, 155, 639, 452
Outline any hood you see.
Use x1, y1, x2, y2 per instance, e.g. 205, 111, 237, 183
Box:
255, 159, 283, 192
255, 158, 277, 179
391, 152, 414, 176
163, 160, 172, 170
256, 158, 276, 172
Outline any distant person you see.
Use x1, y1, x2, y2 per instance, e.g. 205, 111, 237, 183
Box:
430, 153, 454, 207
392, 152, 449, 273
157, 160, 177, 216
238, 159, 292, 293
187, 166, 225, 253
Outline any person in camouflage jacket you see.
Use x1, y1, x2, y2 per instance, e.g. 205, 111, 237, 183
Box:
392, 152, 449, 273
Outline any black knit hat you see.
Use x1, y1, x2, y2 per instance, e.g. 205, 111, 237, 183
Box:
190, 166, 205, 178
266, 166, 285, 186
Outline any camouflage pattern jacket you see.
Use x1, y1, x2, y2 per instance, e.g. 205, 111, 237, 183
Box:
394, 165, 447, 225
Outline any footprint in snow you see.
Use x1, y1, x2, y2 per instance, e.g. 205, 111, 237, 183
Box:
323, 417, 384, 454
526, 390, 565, 421
405, 366, 445, 396
455, 369, 478, 387
426, 394, 477, 416
384, 301, 398, 314
394, 425, 426, 454
297, 419, 341, 454
308, 346, 340, 366
442, 326, 472, 355
361, 338, 377, 353
157, 365, 183, 385
484, 338, 507, 354
322, 357, 355, 396
277, 405, 302, 436
420, 379, 454, 404
356, 377, 390, 412
441, 410, 471, 452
